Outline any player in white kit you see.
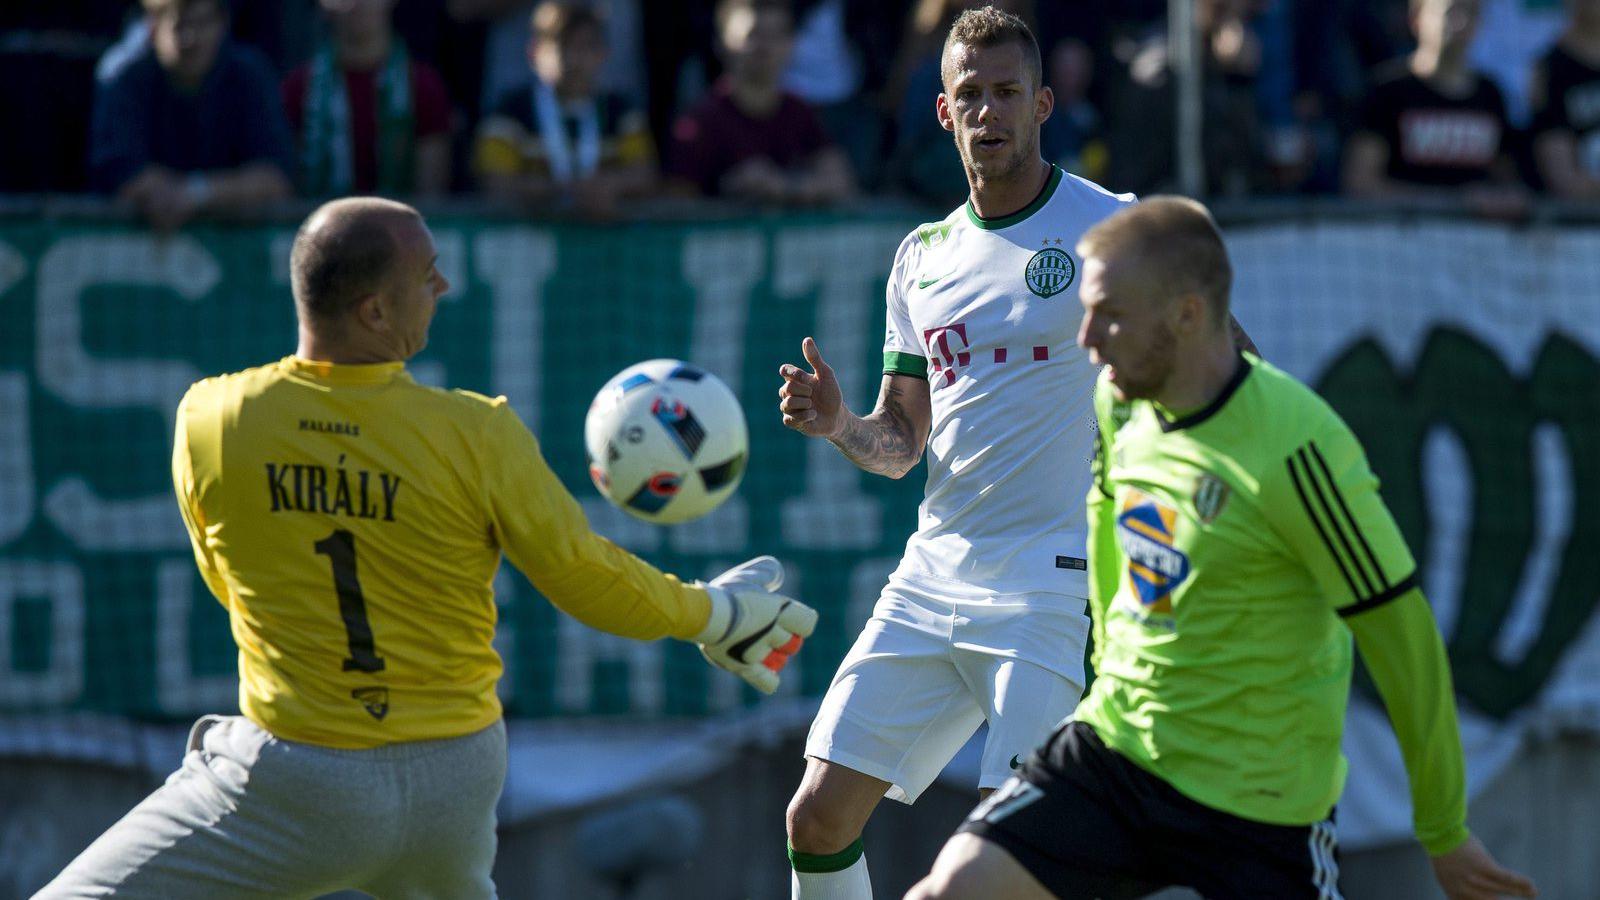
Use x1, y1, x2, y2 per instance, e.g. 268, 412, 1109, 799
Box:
777, 9, 1136, 899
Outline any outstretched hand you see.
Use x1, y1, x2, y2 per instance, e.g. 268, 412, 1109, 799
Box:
1431, 835, 1536, 900
778, 336, 844, 439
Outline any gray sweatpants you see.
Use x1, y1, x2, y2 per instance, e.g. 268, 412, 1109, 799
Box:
36, 715, 506, 899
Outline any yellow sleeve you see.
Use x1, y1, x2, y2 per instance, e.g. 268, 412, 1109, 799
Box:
171, 383, 231, 607
481, 401, 711, 641
1346, 588, 1472, 856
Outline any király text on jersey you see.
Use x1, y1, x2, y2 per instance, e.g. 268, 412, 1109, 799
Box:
265, 456, 400, 521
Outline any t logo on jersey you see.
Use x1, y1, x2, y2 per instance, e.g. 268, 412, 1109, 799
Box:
1117, 490, 1191, 614
923, 323, 971, 386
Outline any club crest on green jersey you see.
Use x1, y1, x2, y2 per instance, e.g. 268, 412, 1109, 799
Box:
1025, 247, 1075, 298
1194, 474, 1231, 524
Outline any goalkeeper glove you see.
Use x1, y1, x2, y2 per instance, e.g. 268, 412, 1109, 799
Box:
693, 556, 817, 695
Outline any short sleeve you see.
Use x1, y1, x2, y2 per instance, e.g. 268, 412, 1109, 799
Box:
666, 108, 717, 194
1271, 416, 1418, 616
785, 95, 836, 160
89, 64, 150, 193
281, 65, 309, 135
882, 232, 925, 377
236, 50, 296, 176
411, 62, 453, 139
1356, 78, 1397, 146
1479, 77, 1512, 158
472, 93, 530, 178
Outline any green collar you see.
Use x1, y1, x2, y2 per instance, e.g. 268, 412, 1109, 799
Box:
965, 164, 1063, 231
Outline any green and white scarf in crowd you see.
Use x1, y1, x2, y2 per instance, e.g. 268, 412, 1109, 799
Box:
300, 39, 415, 195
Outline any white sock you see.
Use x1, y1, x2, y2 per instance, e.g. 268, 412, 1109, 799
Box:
790, 839, 872, 900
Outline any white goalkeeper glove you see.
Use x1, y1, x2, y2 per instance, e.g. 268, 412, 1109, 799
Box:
692, 556, 818, 695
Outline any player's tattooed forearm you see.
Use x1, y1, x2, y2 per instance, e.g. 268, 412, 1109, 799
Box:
831, 387, 922, 478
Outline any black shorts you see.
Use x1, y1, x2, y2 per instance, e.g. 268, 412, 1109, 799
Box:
958, 721, 1342, 900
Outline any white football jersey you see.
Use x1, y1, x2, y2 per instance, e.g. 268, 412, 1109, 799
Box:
882, 165, 1135, 598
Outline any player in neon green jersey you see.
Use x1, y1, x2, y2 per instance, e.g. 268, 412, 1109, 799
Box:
908, 197, 1536, 900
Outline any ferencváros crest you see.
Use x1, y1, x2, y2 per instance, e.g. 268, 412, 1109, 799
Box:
1194, 473, 1230, 524
1025, 247, 1075, 298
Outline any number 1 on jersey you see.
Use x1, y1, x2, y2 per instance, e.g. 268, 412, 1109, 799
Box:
314, 529, 386, 673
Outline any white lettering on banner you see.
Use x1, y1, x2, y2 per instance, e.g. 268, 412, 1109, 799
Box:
556, 612, 663, 714
670, 232, 764, 555
154, 559, 237, 714
1495, 425, 1571, 666
494, 567, 517, 703
479, 230, 557, 433
269, 230, 467, 388
0, 561, 84, 706
0, 374, 32, 545
35, 235, 217, 551
774, 225, 904, 550
0, 240, 24, 296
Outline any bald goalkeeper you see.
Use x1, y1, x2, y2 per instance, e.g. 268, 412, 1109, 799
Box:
39, 198, 816, 899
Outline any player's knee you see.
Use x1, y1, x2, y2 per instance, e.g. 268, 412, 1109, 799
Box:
785, 792, 861, 855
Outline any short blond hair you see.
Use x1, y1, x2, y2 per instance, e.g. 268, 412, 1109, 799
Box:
1077, 196, 1232, 324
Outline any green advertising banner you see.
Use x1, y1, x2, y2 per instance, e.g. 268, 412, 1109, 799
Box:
2, 214, 1599, 770
0, 215, 933, 720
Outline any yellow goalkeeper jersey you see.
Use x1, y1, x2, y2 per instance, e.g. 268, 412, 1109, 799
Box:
173, 356, 711, 748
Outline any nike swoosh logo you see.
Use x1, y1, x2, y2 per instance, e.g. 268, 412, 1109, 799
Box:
917, 272, 953, 289
1010, 754, 1023, 770
727, 600, 790, 663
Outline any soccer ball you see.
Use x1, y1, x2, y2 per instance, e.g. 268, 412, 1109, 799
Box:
584, 359, 749, 524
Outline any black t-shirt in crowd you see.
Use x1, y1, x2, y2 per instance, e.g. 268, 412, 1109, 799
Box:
1358, 60, 1510, 187
1532, 44, 1600, 176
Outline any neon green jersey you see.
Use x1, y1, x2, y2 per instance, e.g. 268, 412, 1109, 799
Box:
1078, 354, 1469, 853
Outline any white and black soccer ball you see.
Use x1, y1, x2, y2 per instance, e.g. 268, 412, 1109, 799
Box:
584, 359, 749, 524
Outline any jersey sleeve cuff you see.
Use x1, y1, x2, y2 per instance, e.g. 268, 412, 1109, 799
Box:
883, 351, 928, 378
1420, 824, 1472, 857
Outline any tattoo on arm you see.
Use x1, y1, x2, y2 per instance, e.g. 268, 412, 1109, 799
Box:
830, 383, 924, 478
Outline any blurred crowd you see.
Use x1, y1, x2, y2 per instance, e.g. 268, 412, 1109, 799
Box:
3, 0, 1598, 227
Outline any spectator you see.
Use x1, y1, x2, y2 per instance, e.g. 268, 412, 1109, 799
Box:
89, 0, 293, 230
780, 0, 901, 189
887, 0, 1043, 206
0, 1, 128, 193
665, 0, 854, 205
1101, 0, 1267, 196
283, 0, 453, 198
1343, 0, 1528, 213
473, 1, 656, 216
1530, 0, 1600, 198
1290, 0, 1409, 193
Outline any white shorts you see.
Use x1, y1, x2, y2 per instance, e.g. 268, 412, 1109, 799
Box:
804, 571, 1089, 804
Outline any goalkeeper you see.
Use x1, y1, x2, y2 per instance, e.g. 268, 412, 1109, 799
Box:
38, 197, 816, 899
910, 198, 1535, 900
